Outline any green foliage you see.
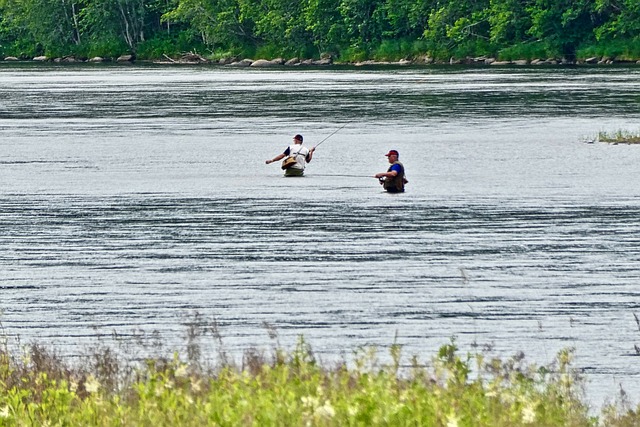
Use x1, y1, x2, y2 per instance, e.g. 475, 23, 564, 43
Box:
0, 38, 39, 59
338, 0, 388, 48
451, 39, 494, 59
577, 37, 640, 60
487, 0, 532, 45
373, 39, 412, 60
380, 0, 427, 39
162, 0, 256, 50
137, 38, 179, 60
422, 0, 491, 59
79, 37, 130, 59
135, 32, 205, 59
597, 129, 640, 144
526, 0, 596, 59
82, 0, 147, 50
594, 0, 640, 41
1, 0, 640, 61
498, 41, 558, 61
340, 44, 369, 62
303, 0, 345, 54
254, 43, 284, 60
1, 335, 637, 426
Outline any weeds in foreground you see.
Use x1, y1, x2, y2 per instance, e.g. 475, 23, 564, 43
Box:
0, 330, 638, 426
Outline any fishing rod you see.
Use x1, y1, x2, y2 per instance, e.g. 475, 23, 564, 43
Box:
313, 122, 350, 149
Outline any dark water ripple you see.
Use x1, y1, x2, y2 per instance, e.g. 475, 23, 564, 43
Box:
2, 195, 640, 314
2, 65, 640, 126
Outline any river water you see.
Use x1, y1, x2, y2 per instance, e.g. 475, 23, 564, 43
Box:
1, 62, 640, 408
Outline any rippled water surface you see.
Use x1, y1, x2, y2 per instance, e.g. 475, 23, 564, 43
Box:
2, 63, 640, 407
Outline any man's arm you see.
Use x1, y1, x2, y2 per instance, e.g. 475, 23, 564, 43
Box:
306, 147, 315, 163
375, 170, 397, 179
266, 153, 286, 164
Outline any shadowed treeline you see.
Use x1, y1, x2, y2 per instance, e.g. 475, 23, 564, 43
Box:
0, 0, 639, 63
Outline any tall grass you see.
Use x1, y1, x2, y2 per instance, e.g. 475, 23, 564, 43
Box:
0, 321, 639, 426
497, 41, 559, 61
597, 129, 640, 144
577, 38, 640, 61
372, 39, 431, 61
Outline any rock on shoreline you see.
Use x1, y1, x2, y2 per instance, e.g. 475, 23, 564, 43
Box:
3, 54, 640, 66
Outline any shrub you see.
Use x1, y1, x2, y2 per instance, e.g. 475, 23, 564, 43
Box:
80, 37, 130, 60
577, 38, 640, 61
497, 41, 558, 61
340, 45, 369, 62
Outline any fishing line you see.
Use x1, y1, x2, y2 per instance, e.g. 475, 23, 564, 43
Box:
313, 122, 351, 149
312, 174, 376, 178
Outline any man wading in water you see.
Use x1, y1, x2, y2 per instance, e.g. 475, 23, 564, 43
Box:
265, 134, 315, 177
375, 149, 407, 193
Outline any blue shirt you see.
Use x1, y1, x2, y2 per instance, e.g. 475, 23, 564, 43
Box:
389, 164, 403, 174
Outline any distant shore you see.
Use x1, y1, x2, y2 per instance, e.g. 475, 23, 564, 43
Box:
3, 53, 640, 67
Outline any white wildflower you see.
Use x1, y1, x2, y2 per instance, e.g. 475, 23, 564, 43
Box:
20, 351, 31, 366
522, 403, 537, 424
190, 378, 202, 393
175, 364, 189, 379
446, 413, 459, 427
502, 392, 516, 404
314, 400, 335, 419
347, 405, 359, 417
84, 375, 100, 394
485, 381, 499, 398
0, 406, 9, 418
301, 396, 319, 409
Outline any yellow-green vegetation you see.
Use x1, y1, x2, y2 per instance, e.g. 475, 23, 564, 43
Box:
0, 337, 638, 426
598, 130, 640, 144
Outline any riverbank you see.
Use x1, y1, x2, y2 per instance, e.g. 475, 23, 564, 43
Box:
0, 336, 637, 426
3, 52, 640, 67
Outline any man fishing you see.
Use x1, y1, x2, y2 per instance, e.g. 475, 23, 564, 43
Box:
265, 134, 315, 177
375, 149, 407, 193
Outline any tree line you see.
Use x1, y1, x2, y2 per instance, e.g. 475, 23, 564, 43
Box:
0, 0, 639, 63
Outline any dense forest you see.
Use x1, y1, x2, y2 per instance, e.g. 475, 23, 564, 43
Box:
0, 0, 639, 63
